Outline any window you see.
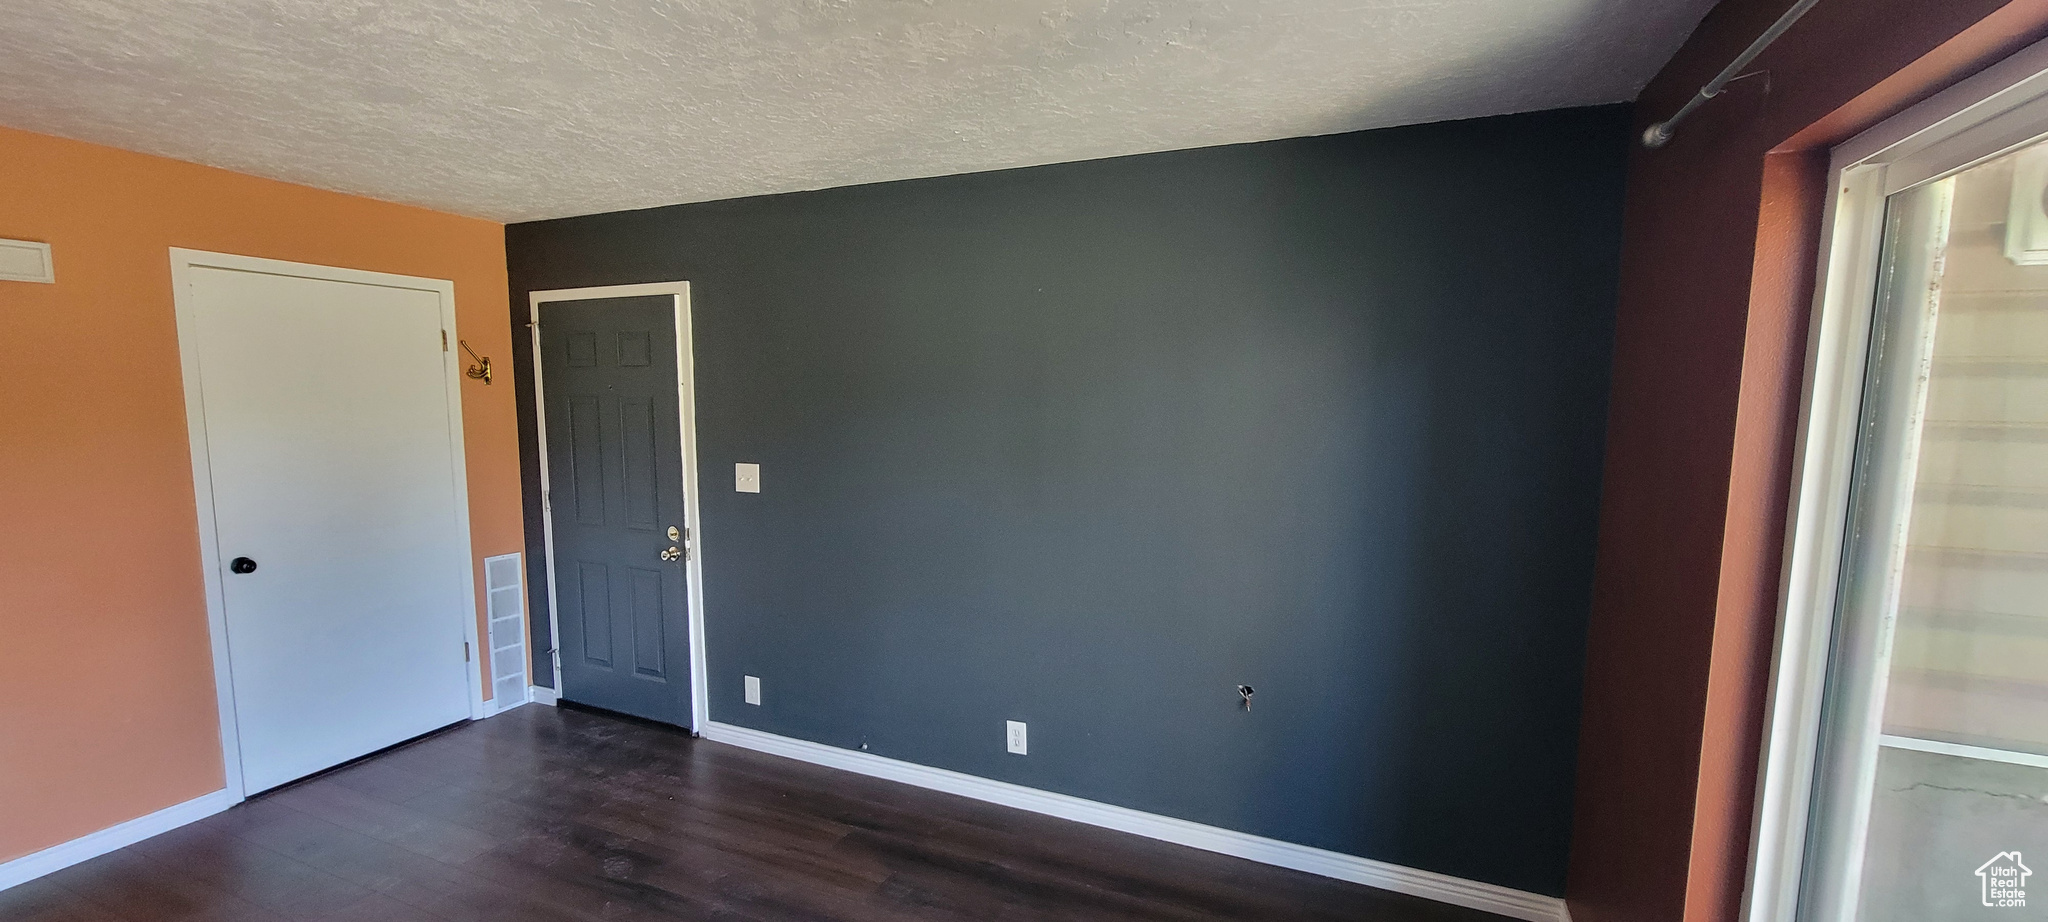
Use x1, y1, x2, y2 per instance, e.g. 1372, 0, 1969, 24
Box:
1751, 39, 2048, 922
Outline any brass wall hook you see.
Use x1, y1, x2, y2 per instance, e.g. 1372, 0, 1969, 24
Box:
459, 340, 492, 384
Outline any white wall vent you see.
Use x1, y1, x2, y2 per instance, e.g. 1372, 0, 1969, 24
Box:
483, 553, 529, 711
0, 239, 54, 283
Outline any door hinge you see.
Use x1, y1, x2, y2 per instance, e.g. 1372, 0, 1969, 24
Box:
441, 330, 449, 351
464, 641, 471, 662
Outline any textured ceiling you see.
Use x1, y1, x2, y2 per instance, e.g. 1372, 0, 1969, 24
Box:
0, 0, 1713, 222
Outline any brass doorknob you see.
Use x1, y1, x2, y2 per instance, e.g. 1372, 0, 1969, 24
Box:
660, 546, 683, 562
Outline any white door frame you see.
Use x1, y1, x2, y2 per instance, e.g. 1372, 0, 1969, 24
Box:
527, 282, 709, 733
1744, 34, 2048, 922
170, 247, 486, 803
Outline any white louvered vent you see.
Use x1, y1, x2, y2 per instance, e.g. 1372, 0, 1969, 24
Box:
483, 553, 528, 709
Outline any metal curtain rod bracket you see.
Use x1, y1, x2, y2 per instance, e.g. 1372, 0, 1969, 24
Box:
1642, 0, 1821, 148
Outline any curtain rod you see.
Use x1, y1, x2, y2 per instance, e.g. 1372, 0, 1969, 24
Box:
1641, 0, 1822, 148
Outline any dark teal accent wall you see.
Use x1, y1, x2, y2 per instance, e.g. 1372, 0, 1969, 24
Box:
509, 104, 1629, 895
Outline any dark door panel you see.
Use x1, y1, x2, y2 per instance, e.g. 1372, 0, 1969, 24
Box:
539, 296, 692, 727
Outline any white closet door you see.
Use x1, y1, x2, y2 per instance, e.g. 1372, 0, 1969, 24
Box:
190, 265, 473, 793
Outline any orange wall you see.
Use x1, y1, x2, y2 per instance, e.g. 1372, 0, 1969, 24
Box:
0, 126, 521, 864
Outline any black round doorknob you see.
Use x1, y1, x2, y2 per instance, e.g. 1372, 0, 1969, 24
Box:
229, 557, 258, 574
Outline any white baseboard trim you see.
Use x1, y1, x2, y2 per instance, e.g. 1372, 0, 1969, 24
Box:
0, 788, 238, 892
702, 722, 1569, 922
528, 685, 560, 706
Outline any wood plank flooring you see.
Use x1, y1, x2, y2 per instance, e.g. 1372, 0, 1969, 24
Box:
1, 705, 1511, 921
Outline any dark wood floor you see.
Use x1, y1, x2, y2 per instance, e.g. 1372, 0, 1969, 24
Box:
3, 705, 1509, 922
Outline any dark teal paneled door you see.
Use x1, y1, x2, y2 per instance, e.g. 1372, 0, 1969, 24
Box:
538, 296, 692, 728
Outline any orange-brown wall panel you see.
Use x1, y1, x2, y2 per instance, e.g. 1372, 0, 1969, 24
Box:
0, 125, 519, 864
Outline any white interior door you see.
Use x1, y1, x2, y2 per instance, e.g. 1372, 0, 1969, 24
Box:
188, 264, 474, 793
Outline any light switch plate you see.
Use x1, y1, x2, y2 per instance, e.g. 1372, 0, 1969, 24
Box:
735, 463, 761, 493
0, 239, 54, 283
744, 675, 761, 705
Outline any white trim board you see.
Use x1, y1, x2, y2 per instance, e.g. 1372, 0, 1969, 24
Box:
529, 685, 561, 706
0, 789, 235, 891
701, 722, 1571, 922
